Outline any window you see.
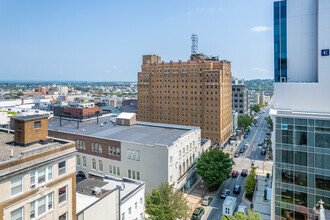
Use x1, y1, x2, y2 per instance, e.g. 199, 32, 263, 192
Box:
109, 146, 112, 155
30, 193, 53, 218
117, 167, 120, 176
112, 146, 116, 156
77, 155, 80, 166
38, 168, 46, 184
127, 149, 131, 159
59, 213, 67, 220
137, 171, 140, 180
128, 207, 132, 215
128, 170, 132, 178
58, 161, 66, 176
122, 212, 125, 220
34, 121, 41, 129
132, 150, 136, 160
136, 150, 140, 161
170, 156, 173, 164
109, 165, 112, 174
113, 166, 117, 175
30, 172, 36, 186
140, 197, 143, 204
116, 147, 120, 156
99, 160, 103, 171
11, 207, 23, 220
11, 176, 23, 197
58, 186, 67, 203
83, 157, 86, 167
132, 171, 136, 179
135, 202, 137, 209
92, 159, 96, 170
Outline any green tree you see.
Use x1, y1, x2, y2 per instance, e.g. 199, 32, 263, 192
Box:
16, 91, 24, 96
221, 209, 262, 220
251, 105, 260, 113
145, 182, 190, 220
238, 114, 253, 130
244, 167, 257, 195
197, 150, 235, 188
265, 116, 273, 131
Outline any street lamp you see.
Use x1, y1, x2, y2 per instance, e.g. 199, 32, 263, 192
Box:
313, 199, 325, 220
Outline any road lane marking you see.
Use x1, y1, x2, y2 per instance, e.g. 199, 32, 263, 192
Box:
244, 115, 264, 158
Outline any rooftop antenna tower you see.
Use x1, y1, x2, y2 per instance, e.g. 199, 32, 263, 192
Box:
191, 34, 198, 55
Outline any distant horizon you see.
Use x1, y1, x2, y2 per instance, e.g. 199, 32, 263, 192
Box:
0, 78, 273, 84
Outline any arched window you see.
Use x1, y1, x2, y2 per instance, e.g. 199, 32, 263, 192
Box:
193, 154, 195, 162
183, 162, 186, 172
83, 156, 86, 167
186, 159, 189, 168
190, 156, 192, 165
99, 160, 103, 171
92, 159, 96, 170
77, 155, 80, 166
179, 165, 182, 176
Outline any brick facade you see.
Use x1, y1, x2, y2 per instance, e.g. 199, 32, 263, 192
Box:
49, 130, 121, 161
137, 55, 233, 145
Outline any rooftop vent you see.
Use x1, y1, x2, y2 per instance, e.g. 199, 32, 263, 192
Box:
117, 183, 125, 191
92, 187, 102, 196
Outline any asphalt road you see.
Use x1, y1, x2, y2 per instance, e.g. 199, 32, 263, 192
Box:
202, 107, 271, 220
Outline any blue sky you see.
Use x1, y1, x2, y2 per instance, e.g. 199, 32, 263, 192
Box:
0, 0, 274, 82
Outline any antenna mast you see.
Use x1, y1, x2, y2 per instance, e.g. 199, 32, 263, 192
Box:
191, 34, 198, 55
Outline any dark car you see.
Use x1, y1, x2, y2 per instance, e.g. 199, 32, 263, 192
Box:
266, 131, 271, 135
220, 189, 231, 198
241, 169, 248, 176
191, 207, 205, 220
244, 134, 248, 139
261, 149, 266, 155
234, 152, 239, 157
239, 148, 245, 154
234, 185, 242, 194
258, 142, 263, 146
232, 170, 239, 178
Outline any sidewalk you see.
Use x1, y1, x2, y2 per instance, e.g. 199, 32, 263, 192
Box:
253, 175, 272, 220
223, 138, 242, 155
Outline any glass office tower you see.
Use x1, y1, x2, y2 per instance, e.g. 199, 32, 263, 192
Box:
273, 116, 330, 219
272, 0, 330, 219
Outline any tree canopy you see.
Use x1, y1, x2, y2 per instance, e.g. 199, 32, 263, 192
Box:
265, 116, 273, 131
244, 166, 257, 195
238, 114, 253, 130
251, 105, 260, 113
197, 150, 235, 187
145, 182, 190, 220
221, 209, 262, 220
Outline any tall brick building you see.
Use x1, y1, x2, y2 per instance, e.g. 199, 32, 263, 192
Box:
138, 54, 233, 146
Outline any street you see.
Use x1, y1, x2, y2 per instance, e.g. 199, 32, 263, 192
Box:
201, 107, 272, 220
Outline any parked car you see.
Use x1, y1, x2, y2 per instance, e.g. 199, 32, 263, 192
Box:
239, 147, 245, 154
220, 189, 231, 198
232, 170, 239, 178
255, 124, 258, 127
201, 197, 212, 206
246, 131, 250, 135
244, 134, 248, 139
258, 142, 263, 146
237, 205, 247, 214
233, 185, 242, 194
261, 149, 266, 155
266, 131, 271, 135
234, 152, 239, 157
241, 169, 248, 176
191, 207, 205, 220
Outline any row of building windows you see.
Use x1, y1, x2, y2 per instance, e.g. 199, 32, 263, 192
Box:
76, 140, 121, 158
121, 198, 143, 220
127, 149, 140, 161
11, 191, 68, 220
142, 67, 215, 74
128, 169, 140, 180
11, 161, 67, 198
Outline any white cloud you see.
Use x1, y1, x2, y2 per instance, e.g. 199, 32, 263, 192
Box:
251, 26, 272, 32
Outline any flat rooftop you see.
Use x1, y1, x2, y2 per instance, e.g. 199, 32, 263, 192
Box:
49, 116, 199, 146
0, 129, 71, 162
76, 176, 144, 213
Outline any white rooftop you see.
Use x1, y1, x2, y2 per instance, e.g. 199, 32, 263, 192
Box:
117, 112, 136, 120
76, 193, 98, 213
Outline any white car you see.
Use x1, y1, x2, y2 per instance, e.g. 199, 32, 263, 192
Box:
237, 205, 247, 214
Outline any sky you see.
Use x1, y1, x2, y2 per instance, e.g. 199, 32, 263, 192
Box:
0, 0, 274, 82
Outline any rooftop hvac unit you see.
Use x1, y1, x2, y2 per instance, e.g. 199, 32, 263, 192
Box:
92, 187, 102, 196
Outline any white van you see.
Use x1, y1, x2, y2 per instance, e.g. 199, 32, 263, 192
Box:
222, 196, 237, 216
